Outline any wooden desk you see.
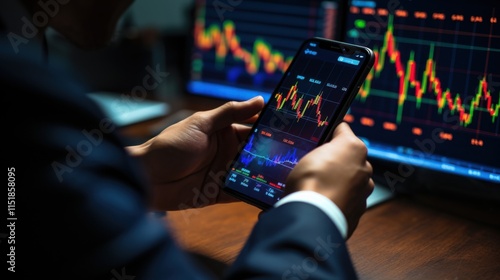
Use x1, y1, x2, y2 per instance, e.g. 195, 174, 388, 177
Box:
165, 197, 500, 280
122, 95, 500, 279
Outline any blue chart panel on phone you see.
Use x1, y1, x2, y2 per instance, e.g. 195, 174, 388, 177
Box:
225, 40, 369, 207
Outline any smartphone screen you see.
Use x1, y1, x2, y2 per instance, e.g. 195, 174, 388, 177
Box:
223, 37, 374, 209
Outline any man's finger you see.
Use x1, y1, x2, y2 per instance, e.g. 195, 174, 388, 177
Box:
198, 96, 264, 134
233, 123, 253, 143
331, 122, 355, 140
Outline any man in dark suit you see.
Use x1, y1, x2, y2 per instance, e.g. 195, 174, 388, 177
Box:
3, 0, 374, 279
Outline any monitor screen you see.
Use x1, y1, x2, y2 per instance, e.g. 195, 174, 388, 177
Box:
343, 0, 499, 197
185, 0, 499, 201
186, 0, 344, 102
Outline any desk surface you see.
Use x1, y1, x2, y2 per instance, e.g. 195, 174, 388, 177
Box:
165, 197, 500, 280
121, 94, 500, 280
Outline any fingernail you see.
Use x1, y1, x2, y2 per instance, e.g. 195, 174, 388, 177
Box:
249, 95, 263, 102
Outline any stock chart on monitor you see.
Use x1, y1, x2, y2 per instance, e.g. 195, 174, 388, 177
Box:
344, 0, 499, 185
187, 0, 342, 101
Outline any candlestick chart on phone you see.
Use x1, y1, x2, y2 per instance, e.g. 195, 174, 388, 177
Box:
229, 40, 364, 190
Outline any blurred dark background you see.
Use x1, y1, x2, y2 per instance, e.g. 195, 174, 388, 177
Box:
45, 0, 195, 98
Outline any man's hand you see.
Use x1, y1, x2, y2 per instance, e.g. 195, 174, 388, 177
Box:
127, 96, 265, 211
284, 122, 374, 239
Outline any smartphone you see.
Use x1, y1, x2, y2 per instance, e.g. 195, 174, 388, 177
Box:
223, 37, 374, 210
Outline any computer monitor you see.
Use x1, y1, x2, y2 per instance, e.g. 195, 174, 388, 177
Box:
186, 0, 345, 102
184, 0, 398, 207
342, 0, 499, 200
185, 0, 499, 202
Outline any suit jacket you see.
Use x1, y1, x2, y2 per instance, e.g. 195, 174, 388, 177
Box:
2, 36, 357, 279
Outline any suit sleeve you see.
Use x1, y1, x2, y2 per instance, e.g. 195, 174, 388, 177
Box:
225, 202, 358, 279
3, 42, 357, 280
3, 44, 213, 280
